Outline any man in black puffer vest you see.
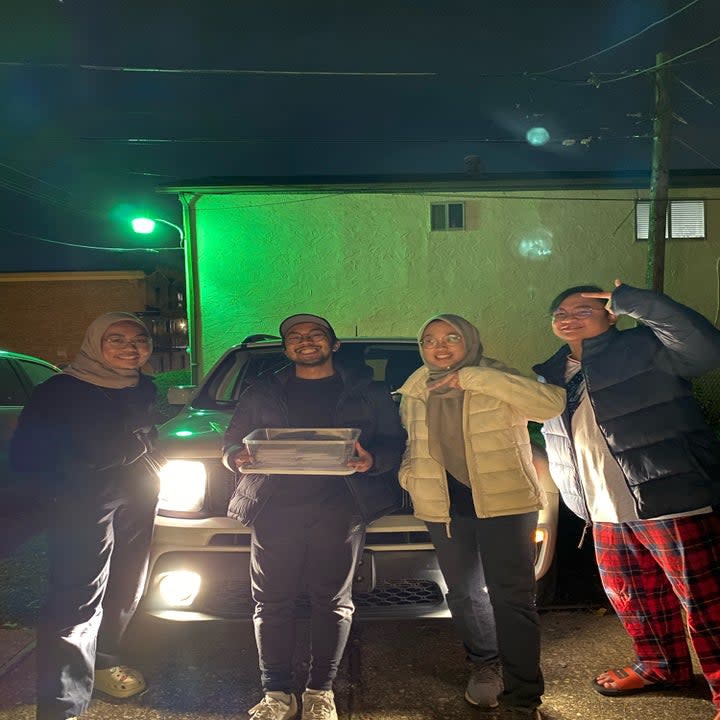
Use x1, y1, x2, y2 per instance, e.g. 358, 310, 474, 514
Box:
534, 279, 720, 720
222, 313, 406, 720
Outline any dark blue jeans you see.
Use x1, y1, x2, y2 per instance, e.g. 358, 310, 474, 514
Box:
36, 473, 158, 720
427, 511, 543, 708
250, 494, 365, 693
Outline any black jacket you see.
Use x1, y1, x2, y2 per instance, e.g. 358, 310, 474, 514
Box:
223, 363, 407, 526
9, 373, 159, 494
533, 284, 720, 521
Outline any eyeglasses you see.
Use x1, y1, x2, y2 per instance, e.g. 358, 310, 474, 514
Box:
551, 307, 600, 323
284, 330, 329, 345
103, 335, 151, 348
419, 333, 463, 348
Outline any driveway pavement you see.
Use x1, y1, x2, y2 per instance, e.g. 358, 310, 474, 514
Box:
0, 610, 714, 720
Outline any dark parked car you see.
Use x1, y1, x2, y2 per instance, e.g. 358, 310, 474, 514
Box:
144, 336, 559, 620
0, 350, 60, 553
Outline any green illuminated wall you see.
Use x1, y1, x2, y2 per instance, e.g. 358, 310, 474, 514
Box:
189, 187, 720, 376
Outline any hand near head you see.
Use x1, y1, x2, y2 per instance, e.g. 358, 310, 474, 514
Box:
348, 441, 373, 473
581, 278, 623, 311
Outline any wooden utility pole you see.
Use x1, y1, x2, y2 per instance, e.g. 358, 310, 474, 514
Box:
645, 51, 671, 291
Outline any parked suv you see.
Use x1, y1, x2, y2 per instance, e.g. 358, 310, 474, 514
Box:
145, 336, 559, 620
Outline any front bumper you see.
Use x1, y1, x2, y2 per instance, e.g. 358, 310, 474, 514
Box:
143, 514, 449, 621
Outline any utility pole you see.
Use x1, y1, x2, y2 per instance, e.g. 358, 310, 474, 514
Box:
645, 51, 671, 292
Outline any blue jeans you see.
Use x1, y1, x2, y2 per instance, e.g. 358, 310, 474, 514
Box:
427, 511, 543, 708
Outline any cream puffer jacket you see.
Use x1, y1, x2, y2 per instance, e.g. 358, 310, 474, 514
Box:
397, 358, 566, 523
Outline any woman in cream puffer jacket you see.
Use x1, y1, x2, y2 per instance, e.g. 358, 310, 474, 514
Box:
396, 314, 565, 717
398, 355, 565, 522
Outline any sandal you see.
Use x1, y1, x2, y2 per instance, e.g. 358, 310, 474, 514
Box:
94, 665, 147, 700
591, 666, 690, 697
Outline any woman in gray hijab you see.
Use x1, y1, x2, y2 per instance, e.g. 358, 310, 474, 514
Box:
396, 314, 565, 720
10, 312, 161, 720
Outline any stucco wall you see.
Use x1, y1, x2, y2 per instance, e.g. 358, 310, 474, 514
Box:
191, 187, 720, 376
0, 271, 146, 364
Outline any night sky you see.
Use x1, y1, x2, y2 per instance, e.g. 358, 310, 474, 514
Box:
2, 0, 719, 271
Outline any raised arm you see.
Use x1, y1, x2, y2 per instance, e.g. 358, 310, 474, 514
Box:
584, 279, 720, 377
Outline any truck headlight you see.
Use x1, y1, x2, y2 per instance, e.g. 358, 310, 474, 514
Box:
158, 571, 202, 607
158, 460, 207, 512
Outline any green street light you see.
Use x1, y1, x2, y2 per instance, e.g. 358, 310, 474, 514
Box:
131, 217, 184, 247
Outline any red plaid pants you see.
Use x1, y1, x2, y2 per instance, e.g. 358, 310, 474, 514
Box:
593, 511, 720, 708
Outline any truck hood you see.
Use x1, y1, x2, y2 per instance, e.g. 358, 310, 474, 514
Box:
156, 407, 232, 459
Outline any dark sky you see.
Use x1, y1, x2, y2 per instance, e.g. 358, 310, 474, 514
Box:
2, 0, 719, 271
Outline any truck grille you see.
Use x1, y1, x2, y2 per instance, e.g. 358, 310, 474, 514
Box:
201, 579, 443, 619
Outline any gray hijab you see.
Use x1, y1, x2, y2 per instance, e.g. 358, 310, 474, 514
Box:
63, 312, 152, 389
418, 313, 485, 487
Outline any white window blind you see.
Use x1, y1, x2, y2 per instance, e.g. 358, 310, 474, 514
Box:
635, 200, 705, 240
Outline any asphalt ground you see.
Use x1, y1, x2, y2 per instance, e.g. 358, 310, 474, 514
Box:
0, 610, 715, 720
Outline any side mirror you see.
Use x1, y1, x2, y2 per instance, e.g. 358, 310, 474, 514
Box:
167, 385, 197, 406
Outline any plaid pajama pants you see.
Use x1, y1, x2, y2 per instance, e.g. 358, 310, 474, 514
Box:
593, 511, 720, 708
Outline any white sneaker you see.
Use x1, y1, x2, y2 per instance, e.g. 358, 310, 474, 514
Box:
301, 689, 337, 720
249, 691, 298, 720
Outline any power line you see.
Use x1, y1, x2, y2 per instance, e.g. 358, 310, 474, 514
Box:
0, 226, 181, 252
73, 133, 652, 145
591, 32, 720, 86
531, 0, 704, 75
0, 160, 103, 218
674, 76, 715, 105
674, 136, 720, 168
0, 60, 436, 78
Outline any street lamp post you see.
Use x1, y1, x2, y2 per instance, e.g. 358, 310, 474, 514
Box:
131, 217, 184, 247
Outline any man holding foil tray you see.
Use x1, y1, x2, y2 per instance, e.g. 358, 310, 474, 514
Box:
222, 313, 406, 720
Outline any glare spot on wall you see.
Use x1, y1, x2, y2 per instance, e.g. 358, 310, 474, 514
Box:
517, 229, 553, 260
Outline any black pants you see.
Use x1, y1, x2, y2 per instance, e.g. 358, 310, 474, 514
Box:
250, 494, 365, 693
427, 511, 543, 709
36, 472, 158, 720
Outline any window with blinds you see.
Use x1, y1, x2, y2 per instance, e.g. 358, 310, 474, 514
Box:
635, 200, 705, 240
430, 202, 465, 231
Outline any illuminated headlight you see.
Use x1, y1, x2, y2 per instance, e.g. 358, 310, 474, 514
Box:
157, 460, 207, 512
158, 571, 202, 607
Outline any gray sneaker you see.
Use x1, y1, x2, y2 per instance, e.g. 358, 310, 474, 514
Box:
301, 689, 337, 720
249, 692, 298, 720
465, 662, 503, 708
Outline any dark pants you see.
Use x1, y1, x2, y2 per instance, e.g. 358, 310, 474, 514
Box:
250, 494, 365, 693
36, 473, 158, 720
427, 511, 543, 709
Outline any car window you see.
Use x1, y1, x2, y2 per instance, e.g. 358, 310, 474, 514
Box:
194, 347, 290, 409
193, 341, 422, 411
0, 359, 27, 406
16, 359, 57, 388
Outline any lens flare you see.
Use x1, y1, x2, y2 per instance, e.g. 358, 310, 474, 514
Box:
526, 127, 550, 146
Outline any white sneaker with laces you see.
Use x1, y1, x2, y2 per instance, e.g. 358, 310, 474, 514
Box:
301, 689, 337, 720
248, 691, 298, 720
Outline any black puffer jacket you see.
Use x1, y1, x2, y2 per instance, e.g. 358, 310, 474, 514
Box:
533, 284, 720, 521
223, 363, 407, 526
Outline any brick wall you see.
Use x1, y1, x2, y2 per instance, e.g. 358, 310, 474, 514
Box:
0, 271, 147, 365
